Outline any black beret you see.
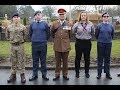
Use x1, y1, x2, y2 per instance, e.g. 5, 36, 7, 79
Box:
12, 13, 20, 18
102, 12, 109, 17
34, 11, 42, 16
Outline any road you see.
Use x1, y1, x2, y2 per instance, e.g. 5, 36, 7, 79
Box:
0, 67, 120, 85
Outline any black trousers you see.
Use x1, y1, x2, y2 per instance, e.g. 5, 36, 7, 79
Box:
75, 39, 91, 74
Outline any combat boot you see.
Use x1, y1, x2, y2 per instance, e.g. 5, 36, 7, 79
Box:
7, 74, 16, 83
20, 73, 26, 83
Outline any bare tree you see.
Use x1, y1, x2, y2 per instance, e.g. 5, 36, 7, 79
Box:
0, 5, 18, 18
42, 5, 56, 19
94, 5, 106, 13
17, 5, 35, 19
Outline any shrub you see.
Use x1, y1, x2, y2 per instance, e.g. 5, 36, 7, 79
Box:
23, 17, 27, 26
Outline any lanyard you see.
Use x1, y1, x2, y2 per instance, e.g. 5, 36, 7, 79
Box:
81, 23, 87, 31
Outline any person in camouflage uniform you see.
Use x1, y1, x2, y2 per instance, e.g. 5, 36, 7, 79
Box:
6, 13, 27, 83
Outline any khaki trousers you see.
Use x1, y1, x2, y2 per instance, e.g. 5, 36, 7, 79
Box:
54, 51, 69, 77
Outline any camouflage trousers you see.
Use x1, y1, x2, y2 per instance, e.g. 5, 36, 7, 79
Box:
10, 44, 25, 74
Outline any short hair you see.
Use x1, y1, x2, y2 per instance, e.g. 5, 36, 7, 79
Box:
12, 13, 20, 18
102, 12, 109, 17
34, 11, 42, 16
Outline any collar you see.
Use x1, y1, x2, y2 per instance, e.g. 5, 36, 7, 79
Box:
13, 22, 20, 26
35, 20, 42, 23
58, 19, 66, 23
103, 21, 109, 24
57, 19, 66, 25
79, 21, 87, 25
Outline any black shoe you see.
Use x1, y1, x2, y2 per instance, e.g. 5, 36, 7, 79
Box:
7, 74, 16, 83
42, 75, 49, 81
29, 75, 38, 81
20, 73, 26, 83
85, 73, 90, 78
106, 74, 112, 79
97, 75, 101, 79
76, 74, 79, 78
63, 76, 69, 80
53, 76, 60, 81
117, 74, 120, 77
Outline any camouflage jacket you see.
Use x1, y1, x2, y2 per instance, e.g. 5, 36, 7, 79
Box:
6, 23, 27, 44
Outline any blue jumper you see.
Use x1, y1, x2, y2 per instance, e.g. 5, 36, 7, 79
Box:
29, 21, 50, 44
95, 22, 115, 43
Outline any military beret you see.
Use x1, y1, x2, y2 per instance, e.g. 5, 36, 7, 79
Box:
12, 13, 20, 18
34, 11, 42, 16
102, 12, 109, 17
58, 8, 66, 14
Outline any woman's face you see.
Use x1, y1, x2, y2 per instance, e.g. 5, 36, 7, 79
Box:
35, 13, 42, 21
81, 13, 87, 21
102, 14, 110, 22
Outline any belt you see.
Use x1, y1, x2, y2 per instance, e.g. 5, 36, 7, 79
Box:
76, 38, 91, 41
11, 42, 23, 45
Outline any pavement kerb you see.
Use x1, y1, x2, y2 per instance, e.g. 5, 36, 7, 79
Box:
0, 64, 120, 70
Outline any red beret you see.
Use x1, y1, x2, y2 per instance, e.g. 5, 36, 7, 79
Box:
58, 8, 66, 13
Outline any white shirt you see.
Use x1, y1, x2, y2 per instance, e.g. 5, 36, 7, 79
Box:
58, 19, 66, 25
35, 20, 42, 23
103, 21, 109, 24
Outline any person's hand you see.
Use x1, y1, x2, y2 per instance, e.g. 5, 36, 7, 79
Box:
1, 26, 5, 29
116, 21, 119, 25
48, 22, 53, 28
68, 20, 73, 26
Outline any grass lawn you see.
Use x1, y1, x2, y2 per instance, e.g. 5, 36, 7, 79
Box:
0, 39, 120, 61
116, 30, 120, 32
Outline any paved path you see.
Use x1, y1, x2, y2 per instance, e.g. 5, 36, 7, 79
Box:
0, 67, 120, 85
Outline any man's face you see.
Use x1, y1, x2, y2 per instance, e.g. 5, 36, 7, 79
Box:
34, 13, 42, 21
58, 13, 66, 20
12, 16, 20, 24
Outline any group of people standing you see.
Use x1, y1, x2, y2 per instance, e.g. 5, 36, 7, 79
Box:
5, 8, 117, 84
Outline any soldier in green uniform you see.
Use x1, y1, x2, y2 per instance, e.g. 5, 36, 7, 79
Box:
6, 13, 27, 83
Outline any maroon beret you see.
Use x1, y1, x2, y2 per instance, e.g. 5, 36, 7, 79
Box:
58, 8, 66, 13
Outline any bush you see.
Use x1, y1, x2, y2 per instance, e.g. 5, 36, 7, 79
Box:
50, 16, 58, 22
23, 17, 27, 26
